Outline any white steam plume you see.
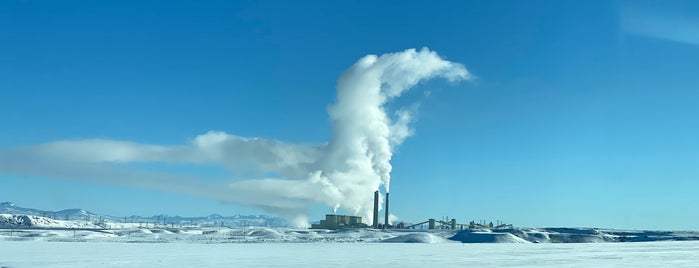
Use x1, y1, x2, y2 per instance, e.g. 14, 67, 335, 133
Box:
0, 48, 470, 227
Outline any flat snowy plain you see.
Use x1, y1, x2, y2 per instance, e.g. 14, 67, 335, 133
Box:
2, 214, 699, 267
1, 240, 698, 267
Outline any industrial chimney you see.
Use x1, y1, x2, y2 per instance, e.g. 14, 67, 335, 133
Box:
372, 191, 379, 229
384, 192, 389, 229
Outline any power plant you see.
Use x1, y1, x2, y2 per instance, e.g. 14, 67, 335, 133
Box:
311, 190, 511, 230
313, 190, 389, 230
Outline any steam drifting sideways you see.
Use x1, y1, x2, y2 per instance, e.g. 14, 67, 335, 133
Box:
0, 48, 471, 227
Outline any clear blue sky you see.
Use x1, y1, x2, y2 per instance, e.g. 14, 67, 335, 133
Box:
1, 0, 698, 230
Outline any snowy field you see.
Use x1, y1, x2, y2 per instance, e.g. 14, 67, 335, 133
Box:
3, 212, 699, 267
1, 240, 698, 267
3, 225, 698, 244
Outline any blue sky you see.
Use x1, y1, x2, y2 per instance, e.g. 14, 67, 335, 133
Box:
1, 0, 698, 230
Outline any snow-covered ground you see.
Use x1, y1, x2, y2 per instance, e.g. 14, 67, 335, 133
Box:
0, 226, 446, 243
2, 213, 699, 267
3, 224, 698, 244
4, 202, 698, 244
3, 204, 699, 266
1, 240, 698, 267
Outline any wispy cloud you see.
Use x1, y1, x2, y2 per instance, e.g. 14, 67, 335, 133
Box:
621, 5, 699, 45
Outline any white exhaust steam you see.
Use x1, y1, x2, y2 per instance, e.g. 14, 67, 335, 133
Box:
0, 48, 471, 227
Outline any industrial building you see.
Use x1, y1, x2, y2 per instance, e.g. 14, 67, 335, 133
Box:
310, 214, 368, 230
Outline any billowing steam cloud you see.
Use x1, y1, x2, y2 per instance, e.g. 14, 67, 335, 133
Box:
0, 48, 470, 227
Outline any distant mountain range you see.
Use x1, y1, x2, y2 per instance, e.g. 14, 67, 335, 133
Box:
0, 202, 287, 228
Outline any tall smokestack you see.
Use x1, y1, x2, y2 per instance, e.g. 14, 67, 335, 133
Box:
384, 192, 389, 229
372, 191, 379, 228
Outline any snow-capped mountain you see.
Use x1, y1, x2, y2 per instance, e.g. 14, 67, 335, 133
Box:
0, 202, 287, 228
1, 202, 102, 221
0, 214, 101, 229
0, 202, 55, 217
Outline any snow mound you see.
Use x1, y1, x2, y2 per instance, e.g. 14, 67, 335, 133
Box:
382, 233, 448, 243
245, 228, 283, 240
449, 230, 531, 243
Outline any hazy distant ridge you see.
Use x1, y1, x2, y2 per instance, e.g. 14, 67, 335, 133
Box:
0, 202, 287, 228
